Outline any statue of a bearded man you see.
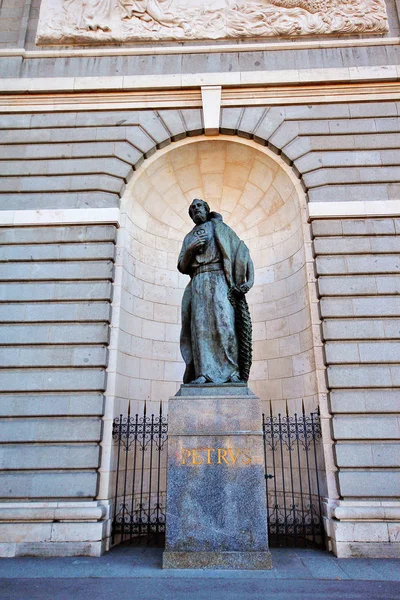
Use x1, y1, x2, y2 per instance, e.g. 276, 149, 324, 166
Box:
178, 199, 254, 385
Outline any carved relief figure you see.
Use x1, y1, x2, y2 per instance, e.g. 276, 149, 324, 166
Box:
119, 0, 189, 30
265, 0, 324, 13
63, 0, 113, 31
38, 0, 389, 43
178, 199, 254, 385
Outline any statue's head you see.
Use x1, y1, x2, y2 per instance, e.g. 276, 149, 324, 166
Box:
188, 198, 210, 225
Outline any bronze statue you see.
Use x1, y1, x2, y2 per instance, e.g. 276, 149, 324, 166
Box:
178, 199, 254, 385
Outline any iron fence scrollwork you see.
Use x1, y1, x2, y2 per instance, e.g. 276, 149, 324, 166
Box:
111, 403, 168, 546
111, 401, 324, 549
262, 402, 324, 548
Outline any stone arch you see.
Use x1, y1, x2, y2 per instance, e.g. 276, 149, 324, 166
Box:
114, 135, 319, 412
99, 134, 337, 547
2, 102, 398, 212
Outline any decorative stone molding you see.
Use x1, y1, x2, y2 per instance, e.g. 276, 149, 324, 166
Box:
2, 66, 400, 116
4, 35, 400, 59
308, 200, 400, 219
327, 502, 400, 558
0, 502, 111, 557
0, 208, 121, 227
0, 502, 107, 522
36, 0, 388, 45
201, 86, 222, 136
334, 504, 400, 521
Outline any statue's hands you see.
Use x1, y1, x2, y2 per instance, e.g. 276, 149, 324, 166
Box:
191, 232, 207, 254
239, 283, 250, 294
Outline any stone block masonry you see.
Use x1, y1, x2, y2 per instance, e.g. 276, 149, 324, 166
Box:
312, 217, 400, 558
0, 0, 399, 564
0, 223, 116, 557
0, 92, 399, 560
0, 223, 116, 500
0, 0, 27, 48
1, 101, 400, 216
0, 109, 205, 211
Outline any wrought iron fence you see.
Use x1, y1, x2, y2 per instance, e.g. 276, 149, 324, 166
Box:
111, 404, 168, 546
111, 402, 324, 548
262, 404, 324, 548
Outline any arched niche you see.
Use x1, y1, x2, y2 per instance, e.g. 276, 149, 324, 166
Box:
109, 136, 321, 418
99, 135, 332, 548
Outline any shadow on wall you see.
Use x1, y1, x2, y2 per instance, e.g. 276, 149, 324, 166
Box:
110, 137, 318, 419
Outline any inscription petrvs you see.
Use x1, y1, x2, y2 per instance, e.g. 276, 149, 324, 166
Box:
180, 447, 252, 466
36, 0, 388, 44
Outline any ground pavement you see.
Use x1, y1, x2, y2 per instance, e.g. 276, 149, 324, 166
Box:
0, 545, 399, 600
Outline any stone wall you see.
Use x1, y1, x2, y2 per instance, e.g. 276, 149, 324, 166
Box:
0, 224, 116, 502
1, 101, 399, 210
312, 217, 400, 556
221, 103, 400, 204
0, 0, 26, 48
0, 96, 399, 556
2, 45, 400, 79
0, 109, 203, 210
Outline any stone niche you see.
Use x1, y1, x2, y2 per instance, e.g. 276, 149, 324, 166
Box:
36, 0, 388, 45
109, 137, 320, 420
103, 137, 326, 548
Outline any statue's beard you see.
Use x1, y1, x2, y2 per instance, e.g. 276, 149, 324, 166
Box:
192, 213, 207, 225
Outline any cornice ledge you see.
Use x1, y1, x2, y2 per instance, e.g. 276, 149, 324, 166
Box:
309, 200, 400, 219
0, 65, 399, 95
0, 208, 121, 227
0, 37, 399, 58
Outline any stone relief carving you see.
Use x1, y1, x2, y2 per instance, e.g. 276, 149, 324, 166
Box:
63, 0, 114, 32
36, 0, 388, 44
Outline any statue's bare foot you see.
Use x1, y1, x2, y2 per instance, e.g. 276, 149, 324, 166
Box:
191, 375, 207, 384
229, 373, 242, 383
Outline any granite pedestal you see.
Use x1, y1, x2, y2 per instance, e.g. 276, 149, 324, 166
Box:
163, 384, 272, 570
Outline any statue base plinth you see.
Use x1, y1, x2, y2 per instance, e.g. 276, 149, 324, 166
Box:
176, 383, 254, 397
163, 550, 272, 570
163, 385, 272, 570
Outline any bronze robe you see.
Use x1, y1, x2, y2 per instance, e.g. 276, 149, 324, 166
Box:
178, 213, 253, 384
